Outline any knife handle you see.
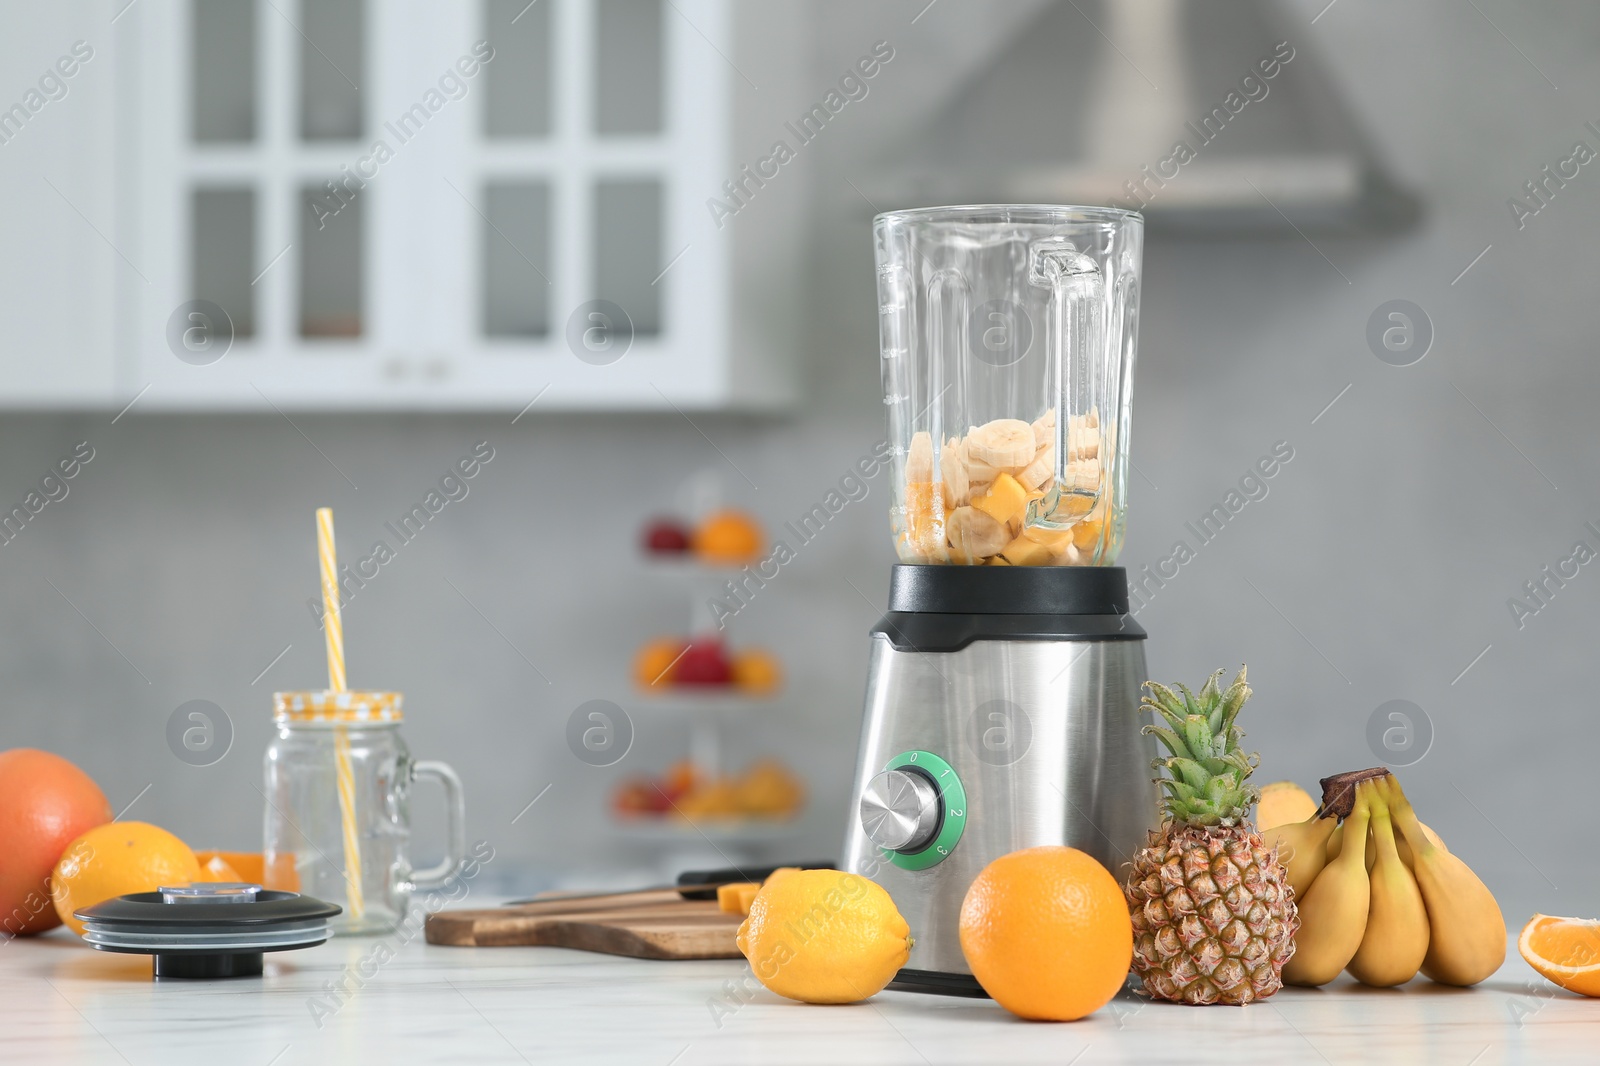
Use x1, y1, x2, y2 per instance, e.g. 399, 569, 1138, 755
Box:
675, 860, 836, 900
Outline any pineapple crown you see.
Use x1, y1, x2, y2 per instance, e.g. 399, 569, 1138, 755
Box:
1141, 666, 1259, 828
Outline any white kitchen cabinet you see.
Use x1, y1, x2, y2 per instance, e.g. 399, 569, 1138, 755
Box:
0, 2, 118, 406
92, 0, 806, 411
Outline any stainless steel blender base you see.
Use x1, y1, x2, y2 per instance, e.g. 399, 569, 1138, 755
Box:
842, 633, 1158, 985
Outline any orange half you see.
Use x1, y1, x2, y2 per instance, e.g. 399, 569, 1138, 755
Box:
1519, 914, 1600, 997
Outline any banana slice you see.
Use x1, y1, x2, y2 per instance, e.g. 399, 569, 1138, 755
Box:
965, 452, 1000, 495
1018, 444, 1055, 492
946, 505, 1008, 561
940, 437, 969, 507
1065, 457, 1101, 493
1035, 411, 1106, 460
906, 431, 933, 482
967, 419, 1034, 469
1032, 410, 1056, 450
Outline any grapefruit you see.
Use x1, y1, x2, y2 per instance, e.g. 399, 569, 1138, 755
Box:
0, 749, 112, 937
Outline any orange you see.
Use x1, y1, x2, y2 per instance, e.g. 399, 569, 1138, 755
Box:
195, 854, 244, 882
662, 760, 700, 799
692, 510, 763, 563
1519, 914, 1600, 997
634, 638, 686, 688
959, 845, 1132, 1021
731, 650, 782, 694
194, 850, 265, 883
51, 822, 202, 936
263, 851, 302, 893
0, 749, 112, 936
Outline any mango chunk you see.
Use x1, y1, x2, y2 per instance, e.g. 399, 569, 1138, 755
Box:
999, 534, 1054, 567
1072, 516, 1105, 550
717, 882, 764, 915
718, 882, 762, 915
972, 473, 1028, 530
1020, 524, 1074, 552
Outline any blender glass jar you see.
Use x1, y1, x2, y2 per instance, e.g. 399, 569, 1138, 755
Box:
876, 205, 1143, 566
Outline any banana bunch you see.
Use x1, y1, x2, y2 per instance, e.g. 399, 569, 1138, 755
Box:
1264, 769, 1505, 988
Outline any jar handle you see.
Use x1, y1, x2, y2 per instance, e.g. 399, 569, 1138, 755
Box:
408, 760, 467, 893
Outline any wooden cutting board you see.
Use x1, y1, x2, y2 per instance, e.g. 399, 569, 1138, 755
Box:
424, 889, 744, 959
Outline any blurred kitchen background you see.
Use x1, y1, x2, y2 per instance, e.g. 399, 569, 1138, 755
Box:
2, 0, 1596, 919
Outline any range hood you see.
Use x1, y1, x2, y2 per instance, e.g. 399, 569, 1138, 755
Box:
872, 0, 1418, 232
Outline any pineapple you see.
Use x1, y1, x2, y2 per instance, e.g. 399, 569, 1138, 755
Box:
1124, 666, 1299, 1005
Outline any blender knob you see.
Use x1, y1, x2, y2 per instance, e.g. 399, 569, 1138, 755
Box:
859, 769, 941, 853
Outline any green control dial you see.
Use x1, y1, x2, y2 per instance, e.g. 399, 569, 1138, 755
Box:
882, 750, 966, 870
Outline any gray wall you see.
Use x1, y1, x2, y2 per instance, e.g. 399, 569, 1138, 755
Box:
4, 1, 1595, 919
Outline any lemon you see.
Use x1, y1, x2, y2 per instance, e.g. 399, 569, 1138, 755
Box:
735, 869, 912, 1004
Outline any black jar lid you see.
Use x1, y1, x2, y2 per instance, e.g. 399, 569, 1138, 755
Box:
76, 888, 341, 930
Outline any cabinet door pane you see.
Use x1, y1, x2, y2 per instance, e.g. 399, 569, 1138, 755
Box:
192, 187, 257, 337
300, 0, 364, 141
594, 178, 661, 336
484, 0, 552, 138
595, 0, 663, 135
299, 183, 363, 338
483, 182, 552, 337
192, 0, 257, 143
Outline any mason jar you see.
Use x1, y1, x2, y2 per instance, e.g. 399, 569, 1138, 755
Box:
264, 690, 465, 935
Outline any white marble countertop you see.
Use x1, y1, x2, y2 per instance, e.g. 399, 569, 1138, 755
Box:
0, 922, 1591, 1065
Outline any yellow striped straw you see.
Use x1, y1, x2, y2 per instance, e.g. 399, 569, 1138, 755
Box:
316, 507, 364, 921
317, 507, 346, 692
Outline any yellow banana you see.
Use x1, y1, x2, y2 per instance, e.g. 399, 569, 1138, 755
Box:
1345, 780, 1429, 986
1387, 778, 1506, 985
1328, 816, 1447, 870
1282, 783, 1374, 987
1262, 812, 1337, 899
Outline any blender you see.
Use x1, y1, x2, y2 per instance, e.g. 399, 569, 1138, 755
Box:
841, 205, 1156, 995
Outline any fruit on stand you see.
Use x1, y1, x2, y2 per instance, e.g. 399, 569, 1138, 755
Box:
692, 510, 763, 564
1519, 915, 1600, 997
675, 639, 733, 686
1387, 777, 1504, 986
737, 869, 912, 1003
642, 518, 692, 554
676, 760, 805, 820
633, 638, 687, 689
611, 759, 804, 822
1125, 667, 1299, 1005
612, 759, 699, 815
51, 821, 202, 936
960, 846, 1132, 1021
730, 649, 782, 694
633, 638, 782, 694
1344, 778, 1430, 987
1282, 779, 1375, 986
0, 749, 113, 936
1256, 781, 1318, 831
